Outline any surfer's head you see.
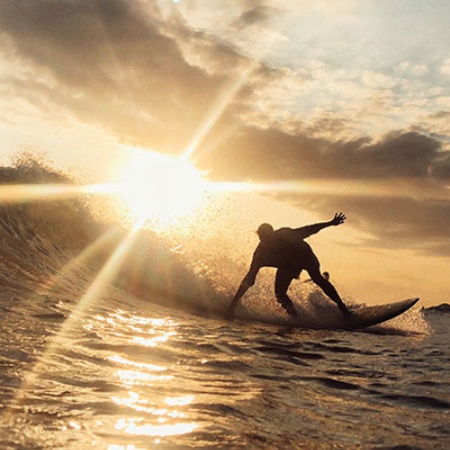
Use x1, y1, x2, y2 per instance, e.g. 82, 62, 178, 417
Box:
257, 223, 274, 241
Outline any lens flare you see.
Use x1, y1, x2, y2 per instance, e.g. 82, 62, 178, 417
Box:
117, 148, 208, 229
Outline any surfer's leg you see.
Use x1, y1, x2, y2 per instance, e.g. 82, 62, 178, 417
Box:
306, 256, 351, 317
274, 270, 297, 317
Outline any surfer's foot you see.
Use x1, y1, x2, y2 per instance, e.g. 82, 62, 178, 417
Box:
284, 304, 298, 319
288, 309, 298, 323
338, 303, 352, 318
286, 311, 298, 325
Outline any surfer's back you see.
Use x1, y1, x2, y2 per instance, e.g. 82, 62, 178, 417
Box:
253, 228, 313, 272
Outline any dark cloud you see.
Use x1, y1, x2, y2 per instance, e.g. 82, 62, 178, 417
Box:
237, 8, 270, 27
197, 125, 450, 256
430, 151, 450, 182
198, 125, 447, 182
326, 131, 443, 179
291, 193, 450, 257
233, 0, 280, 28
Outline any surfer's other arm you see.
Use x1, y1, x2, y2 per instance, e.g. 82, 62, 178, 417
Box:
226, 265, 259, 319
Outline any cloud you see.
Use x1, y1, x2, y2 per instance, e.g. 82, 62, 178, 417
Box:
0, 0, 449, 257
441, 58, 450, 76
199, 127, 446, 180
233, 1, 275, 28
297, 194, 450, 257
197, 126, 450, 256
0, 0, 230, 152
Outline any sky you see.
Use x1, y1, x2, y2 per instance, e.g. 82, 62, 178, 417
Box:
0, 0, 449, 306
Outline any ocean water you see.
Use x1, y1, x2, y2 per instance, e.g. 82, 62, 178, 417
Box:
0, 161, 449, 450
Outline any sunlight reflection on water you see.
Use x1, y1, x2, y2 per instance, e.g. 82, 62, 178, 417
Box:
114, 368, 173, 387
131, 333, 174, 347
105, 314, 200, 442
115, 417, 198, 437
108, 354, 168, 373
108, 445, 146, 450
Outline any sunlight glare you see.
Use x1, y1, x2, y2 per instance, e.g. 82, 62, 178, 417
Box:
118, 148, 207, 229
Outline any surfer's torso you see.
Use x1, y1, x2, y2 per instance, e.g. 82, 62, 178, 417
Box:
250, 227, 319, 278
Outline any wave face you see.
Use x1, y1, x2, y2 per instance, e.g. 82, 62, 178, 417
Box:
0, 157, 225, 316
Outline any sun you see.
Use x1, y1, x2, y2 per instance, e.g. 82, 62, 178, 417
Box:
117, 148, 207, 229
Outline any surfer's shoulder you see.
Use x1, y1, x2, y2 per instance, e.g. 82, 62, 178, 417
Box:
274, 227, 294, 236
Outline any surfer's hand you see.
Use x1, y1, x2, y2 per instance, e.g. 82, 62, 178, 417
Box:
330, 212, 346, 226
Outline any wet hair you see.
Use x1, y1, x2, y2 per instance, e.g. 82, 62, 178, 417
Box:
257, 223, 274, 240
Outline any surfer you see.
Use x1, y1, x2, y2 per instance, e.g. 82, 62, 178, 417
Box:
227, 213, 352, 320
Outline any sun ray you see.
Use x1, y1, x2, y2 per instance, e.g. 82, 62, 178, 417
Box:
206, 178, 450, 201
179, 8, 303, 165
38, 228, 123, 296
180, 62, 257, 162
0, 227, 140, 423
63, 228, 140, 325
0, 182, 115, 204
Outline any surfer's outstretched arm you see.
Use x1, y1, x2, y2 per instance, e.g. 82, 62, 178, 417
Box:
293, 212, 346, 239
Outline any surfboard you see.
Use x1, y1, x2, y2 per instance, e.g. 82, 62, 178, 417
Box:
292, 298, 420, 331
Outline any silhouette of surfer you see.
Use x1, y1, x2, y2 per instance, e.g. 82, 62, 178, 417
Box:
227, 213, 351, 320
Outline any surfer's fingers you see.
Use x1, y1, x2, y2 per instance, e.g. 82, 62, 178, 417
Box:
333, 212, 346, 224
